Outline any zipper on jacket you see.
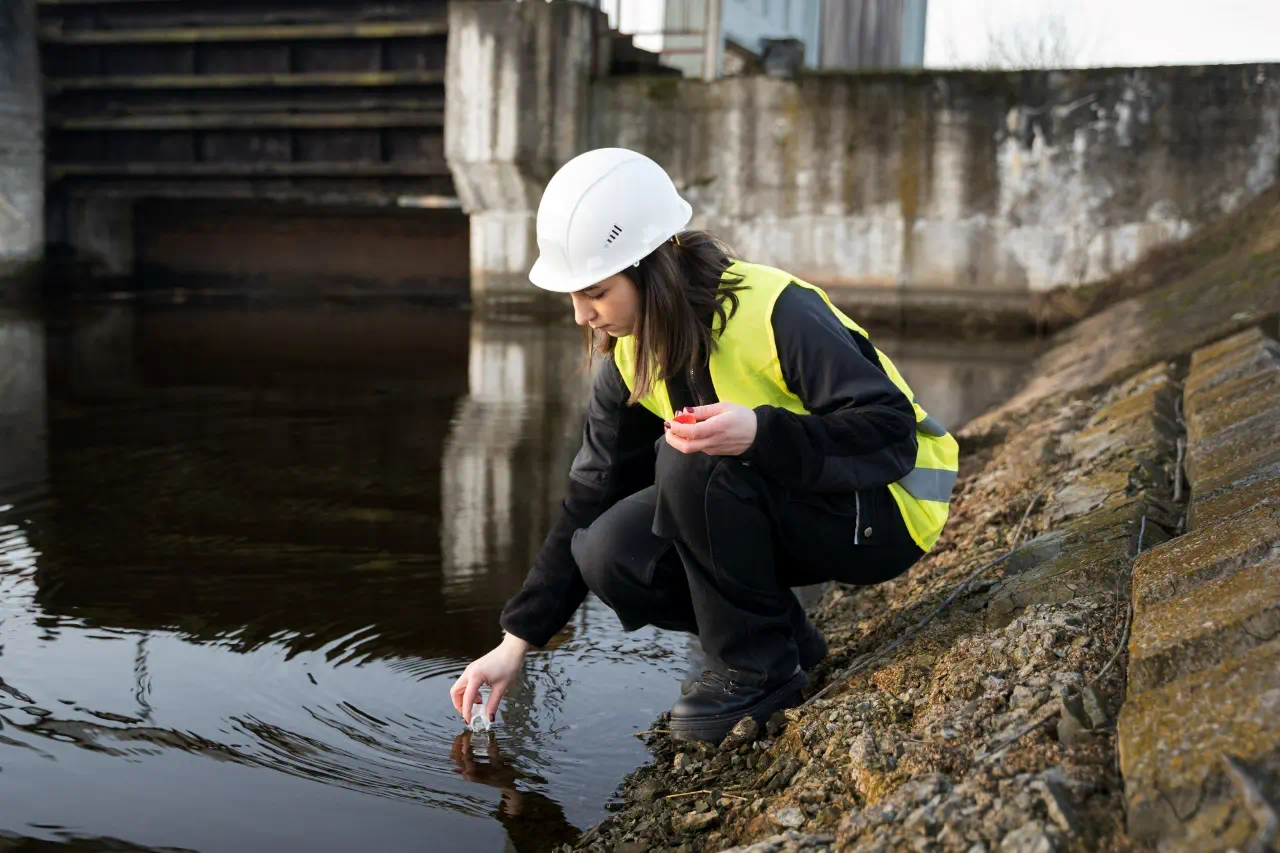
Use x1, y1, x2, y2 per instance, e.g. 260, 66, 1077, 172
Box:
690, 366, 705, 407
854, 492, 862, 545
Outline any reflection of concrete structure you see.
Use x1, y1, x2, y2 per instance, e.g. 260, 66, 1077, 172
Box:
0, 309, 45, 499
875, 334, 1043, 431
27, 306, 525, 662
441, 319, 592, 586
0, 0, 43, 294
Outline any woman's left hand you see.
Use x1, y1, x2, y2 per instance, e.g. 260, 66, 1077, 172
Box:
665, 403, 757, 456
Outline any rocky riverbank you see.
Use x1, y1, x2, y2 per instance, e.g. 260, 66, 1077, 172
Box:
565, 188, 1280, 853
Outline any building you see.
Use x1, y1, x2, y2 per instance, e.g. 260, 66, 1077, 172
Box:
595, 0, 928, 79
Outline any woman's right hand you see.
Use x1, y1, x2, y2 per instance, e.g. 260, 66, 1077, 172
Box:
450, 633, 530, 725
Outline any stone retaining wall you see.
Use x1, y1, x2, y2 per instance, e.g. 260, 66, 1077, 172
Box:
1119, 326, 1280, 851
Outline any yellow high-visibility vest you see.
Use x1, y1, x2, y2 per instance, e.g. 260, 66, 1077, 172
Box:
614, 260, 958, 552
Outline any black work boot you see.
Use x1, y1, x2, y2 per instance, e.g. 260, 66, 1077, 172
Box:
797, 620, 828, 671
679, 629, 824, 693
670, 667, 807, 742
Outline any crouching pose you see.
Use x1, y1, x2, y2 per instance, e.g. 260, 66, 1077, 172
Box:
450, 148, 958, 742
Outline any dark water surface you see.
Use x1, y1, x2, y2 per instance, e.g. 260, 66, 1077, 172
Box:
0, 302, 1038, 852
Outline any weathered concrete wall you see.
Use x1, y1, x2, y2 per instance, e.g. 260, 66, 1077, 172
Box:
445, 0, 604, 299
590, 65, 1280, 307
0, 0, 43, 296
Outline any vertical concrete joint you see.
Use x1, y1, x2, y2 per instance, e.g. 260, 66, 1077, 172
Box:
445, 1, 599, 299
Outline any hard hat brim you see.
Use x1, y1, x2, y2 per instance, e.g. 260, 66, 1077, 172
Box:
528, 198, 693, 294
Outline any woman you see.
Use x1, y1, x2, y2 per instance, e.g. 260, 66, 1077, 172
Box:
449, 148, 958, 743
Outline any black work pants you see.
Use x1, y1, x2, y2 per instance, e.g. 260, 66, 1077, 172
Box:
570, 443, 923, 686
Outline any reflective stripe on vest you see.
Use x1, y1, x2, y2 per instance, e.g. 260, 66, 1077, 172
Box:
918, 414, 948, 438
898, 466, 958, 503
614, 260, 958, 552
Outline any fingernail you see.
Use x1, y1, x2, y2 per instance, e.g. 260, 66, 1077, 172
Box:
684, 407, 694, 414
664, 422, 670, 430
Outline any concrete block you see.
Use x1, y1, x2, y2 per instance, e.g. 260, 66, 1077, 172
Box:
1132, 505, 1280, 609
1190, 463, 1280, 529
1068, 365, 1176, 462
1184, 331, 1279, 404
1189, 327, 1275, 373
1185, 365, 1280, 446
1186, 407, 1280, 496
1118, 639, 1280, 846
1129, 553, 1280, 693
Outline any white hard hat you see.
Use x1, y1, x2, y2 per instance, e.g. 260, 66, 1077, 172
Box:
529, 148, 693, 293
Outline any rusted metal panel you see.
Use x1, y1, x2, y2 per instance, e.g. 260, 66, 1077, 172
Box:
55, 175, 457, 201
384, 38, 447, 72
197, 42, 291, 75
49, 89, 445, 118
47, 129, 103, 161
100, 43, 195, 75
134, 201, 470, 292
40, 43, 101, 75
47, 70, 445, 90
103, 129, 193, 162
52, 111, 444, 130
385, 129, 444, 164
40, 0, 456, 211
52, 162, 450, 177
293, 42, 382, 74
40, 20, 448, 43
42, 3, 449, 31
199, 130, 291, 162
295, 130, 381, 163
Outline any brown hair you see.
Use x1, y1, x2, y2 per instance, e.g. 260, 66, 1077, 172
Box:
583, 230, 746, 405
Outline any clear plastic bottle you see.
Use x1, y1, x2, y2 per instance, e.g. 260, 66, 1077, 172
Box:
468, 702, 491, 733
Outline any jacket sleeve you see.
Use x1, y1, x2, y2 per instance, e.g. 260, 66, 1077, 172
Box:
499, 356, 664, 648
741, 283, 919, 492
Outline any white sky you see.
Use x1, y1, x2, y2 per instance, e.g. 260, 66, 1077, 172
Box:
924, 0, 1280, 68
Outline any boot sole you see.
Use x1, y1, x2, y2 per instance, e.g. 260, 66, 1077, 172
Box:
669, 670, 807, 743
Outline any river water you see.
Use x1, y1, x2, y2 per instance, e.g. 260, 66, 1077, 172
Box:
0, 301, 1037, 852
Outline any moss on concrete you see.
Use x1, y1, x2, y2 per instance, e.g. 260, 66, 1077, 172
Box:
1189, 326, 1275, 373
1129, 554, 1280, 693
1189, 410, 1280, 495
1187, 367, 1280, 444
1132, 505, 1280, 609
1191, 467, 1280, 529
1118, 639, 1280, 843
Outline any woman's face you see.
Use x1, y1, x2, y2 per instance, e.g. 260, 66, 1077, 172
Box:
570, 272, 640, 337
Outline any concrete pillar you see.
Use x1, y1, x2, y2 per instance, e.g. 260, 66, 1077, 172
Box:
440, 317, 591, 586
0, 0, 44, 299
445, 1, 604, 303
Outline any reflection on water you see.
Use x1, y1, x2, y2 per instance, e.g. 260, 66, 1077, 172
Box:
0, 303, 1037, 852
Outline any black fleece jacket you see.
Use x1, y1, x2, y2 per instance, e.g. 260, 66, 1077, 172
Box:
498, 283, 920, 647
